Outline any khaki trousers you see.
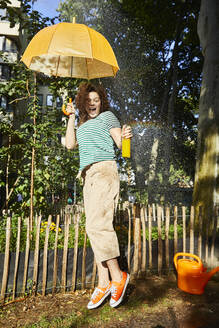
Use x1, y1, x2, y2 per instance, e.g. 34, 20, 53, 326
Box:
83, 161, 120, 263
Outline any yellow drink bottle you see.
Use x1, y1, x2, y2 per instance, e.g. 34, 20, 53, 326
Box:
62, 97, 72, 116
122, 137, 131, 158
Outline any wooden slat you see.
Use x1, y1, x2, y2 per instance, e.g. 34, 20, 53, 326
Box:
32, 216, 41, 296
81, 230, 87, 290
0, 216, 11, 303
152, 203, 156, 221
205, 216, 209, 263
61, 213, 70, 292
91, 259, 97, 289
12, 216, 21, 301
182, 206, 186, 253
210, 206, 218, 266
133, 217, 140, 275
165, 206, 170, 269
42, 215, 52, 296
148, 205, 153, 269
157, 206, 162, 275
198, 206, 203, 258
71, 212, 79, 291
141, 205, 146, 272
173, 206, 178, 254
189, 206, 194, 254
127, 206, 132, 272
134, 204, 142, 268
52, 214, 60, 296
22, 217, 30, 296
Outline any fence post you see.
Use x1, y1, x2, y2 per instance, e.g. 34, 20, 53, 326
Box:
22, 217, 30, 297
32, 215, 41, 296
198, 206, 203, 258
42, 215, 52, 296
133, 204, 141, 275
189, 206, 194, 254
52, 214, 60, 296
141, 205, 146, 273
165, 206, 170, 269
157, 206, 162, 275
133, 217, 140, 275
12, 216, 21, 301
205, 212, 209, 264
0, 216, 11, 303
81, 230, 87, 290
148, 205, 153, 270
91, 259, 97, 289
174, 206, 178, 254
72, 211, 79, 291
127, 204, 132, 272
182, 206, 186, 253
210, 206, 218, 267
61, 212, 70, 292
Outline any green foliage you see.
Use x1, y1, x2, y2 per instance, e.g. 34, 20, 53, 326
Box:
0, 2, 83, 216
0, 213, 90, 253
145, 223, 183, 241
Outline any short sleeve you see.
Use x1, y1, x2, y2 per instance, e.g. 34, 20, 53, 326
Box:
99, 111, 121, 130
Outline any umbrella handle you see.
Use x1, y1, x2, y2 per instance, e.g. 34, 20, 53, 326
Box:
62, 98, 73, 116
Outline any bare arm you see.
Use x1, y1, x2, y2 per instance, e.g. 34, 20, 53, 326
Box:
110, 125, 133, 150
65, 102, 77, 149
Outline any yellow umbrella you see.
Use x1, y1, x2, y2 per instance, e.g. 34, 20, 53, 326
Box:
21, 20, 119, 80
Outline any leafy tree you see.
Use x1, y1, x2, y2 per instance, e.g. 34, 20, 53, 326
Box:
0, 1, 81, 220
57, 0, 202, 204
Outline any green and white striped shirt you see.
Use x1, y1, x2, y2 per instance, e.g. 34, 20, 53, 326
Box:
76, 111, 121, 172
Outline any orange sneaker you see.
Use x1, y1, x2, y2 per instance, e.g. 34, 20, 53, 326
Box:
87, 282, 112, 309
110, 271, 130, 308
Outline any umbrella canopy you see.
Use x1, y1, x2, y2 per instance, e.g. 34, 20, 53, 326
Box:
21, 21, 119, 80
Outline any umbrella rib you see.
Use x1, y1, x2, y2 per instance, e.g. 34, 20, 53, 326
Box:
86, 57, 89, 80
56, 56, 60, 77
70, 57, 73, 77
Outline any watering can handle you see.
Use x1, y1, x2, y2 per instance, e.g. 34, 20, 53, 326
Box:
174, 252, 202, 269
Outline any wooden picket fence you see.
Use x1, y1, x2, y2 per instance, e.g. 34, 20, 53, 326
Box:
0, 203, 218, 304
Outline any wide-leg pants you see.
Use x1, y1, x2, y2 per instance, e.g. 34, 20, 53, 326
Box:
83, 160, 120, 263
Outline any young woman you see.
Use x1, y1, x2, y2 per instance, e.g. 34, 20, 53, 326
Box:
65, 82, 132, 309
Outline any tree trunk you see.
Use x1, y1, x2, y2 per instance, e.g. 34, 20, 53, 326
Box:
30, 73, 37, 231
5, 135, 11, 212
193, 1, 219, 222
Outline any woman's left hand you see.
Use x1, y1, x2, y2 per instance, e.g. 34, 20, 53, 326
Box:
122, 125, 133, 139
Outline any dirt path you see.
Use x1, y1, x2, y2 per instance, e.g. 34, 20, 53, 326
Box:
0, 275, 219, 327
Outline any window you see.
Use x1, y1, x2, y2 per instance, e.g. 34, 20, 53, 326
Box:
0, 96, 13, 112
0, 36, 18, 52
0, 9, 7, 22
0, 64, 11, 79
0, 36, 4, 51
46, 94, 53, 106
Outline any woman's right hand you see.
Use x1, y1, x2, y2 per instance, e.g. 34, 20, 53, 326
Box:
66, 102, 76, 117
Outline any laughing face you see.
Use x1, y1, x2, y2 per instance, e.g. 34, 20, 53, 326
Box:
86, 91, 101, 118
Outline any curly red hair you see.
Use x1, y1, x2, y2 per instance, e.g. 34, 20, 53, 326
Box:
75, 82, 110, 125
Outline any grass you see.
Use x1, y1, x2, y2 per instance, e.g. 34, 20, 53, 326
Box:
22, 299, 147, 328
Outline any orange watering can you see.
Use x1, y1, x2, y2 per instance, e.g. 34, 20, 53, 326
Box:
174, 252, 219, 295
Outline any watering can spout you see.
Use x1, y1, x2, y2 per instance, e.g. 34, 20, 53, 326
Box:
206, 266, 219, 282
174, 252, 219, 295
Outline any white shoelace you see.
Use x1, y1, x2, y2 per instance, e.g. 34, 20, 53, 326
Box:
111, 285, 118, 297
91, 287, 102, 301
